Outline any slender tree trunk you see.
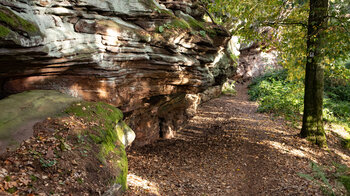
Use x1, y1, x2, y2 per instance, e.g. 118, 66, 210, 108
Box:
300, 0, 328, 147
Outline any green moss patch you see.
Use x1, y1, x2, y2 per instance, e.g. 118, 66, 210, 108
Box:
140, 0, 174, 16
186, 17, 217, 37
157, 13, 218, 39
0, 6, 39, 35
66, 102, 130, 190
169, 18, 191, 30
0, 24, 10, 37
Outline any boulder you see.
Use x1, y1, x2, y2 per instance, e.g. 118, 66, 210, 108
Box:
0, 91, 134, 194
0, 90, 79, 153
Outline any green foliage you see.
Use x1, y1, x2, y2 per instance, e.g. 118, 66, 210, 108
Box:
39, 158, 57, 168
158, 15, 217, 38
341, 138, 350, 149
158, 25, 164, 33
325, 58, 350, 84
248, 70, 304, 119
203, 0, 350, 82
4, 176, 11, 181
222, 80, 236, 95
249, 69, 350, 126
6, 187, 17, 194
299, 161, 350, 195
186, 17, 217, 37
323, 59, 350, 125
323, 98, 350, 123
169, 18, 191, 29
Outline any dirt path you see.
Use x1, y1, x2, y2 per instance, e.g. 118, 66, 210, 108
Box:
125, 83, 350, 195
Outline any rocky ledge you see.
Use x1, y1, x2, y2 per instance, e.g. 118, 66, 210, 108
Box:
0, 0, 235, 146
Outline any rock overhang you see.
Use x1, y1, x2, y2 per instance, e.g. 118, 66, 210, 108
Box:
0, 0, 236, 146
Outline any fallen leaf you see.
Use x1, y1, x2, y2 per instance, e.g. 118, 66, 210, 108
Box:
46, 147, 55, 159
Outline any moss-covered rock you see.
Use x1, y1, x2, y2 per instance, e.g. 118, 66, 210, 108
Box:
0, 90, 79, 141
0, 24, 10, 37
66, 101, 134, 190
140, 0, 174, 16
0, 6, 40, 36
168, 18, 191, 30
178, 12, 217, 37
0, 90, 133, 193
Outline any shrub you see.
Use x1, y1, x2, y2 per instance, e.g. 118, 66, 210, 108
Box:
298, 161, 350, 195
248, 70, 304, 119
249, 69, 350, 126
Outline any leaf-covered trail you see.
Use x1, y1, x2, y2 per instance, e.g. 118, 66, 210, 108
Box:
125, 83, 349, 195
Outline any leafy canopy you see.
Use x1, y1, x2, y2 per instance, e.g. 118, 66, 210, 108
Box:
202, 0, 350, 80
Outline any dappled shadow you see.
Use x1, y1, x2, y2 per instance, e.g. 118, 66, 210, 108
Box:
125, 83, 350, 195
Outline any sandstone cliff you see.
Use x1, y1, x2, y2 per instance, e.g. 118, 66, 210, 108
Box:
0, 0, 235, 146
236, 42, 279, 82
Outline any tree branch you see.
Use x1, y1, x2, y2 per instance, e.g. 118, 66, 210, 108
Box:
198, 2, 217, 25
327, 15, 350, 35
263, 21, 308, 28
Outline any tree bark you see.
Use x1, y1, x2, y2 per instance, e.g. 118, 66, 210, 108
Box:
300, 0, 328, 147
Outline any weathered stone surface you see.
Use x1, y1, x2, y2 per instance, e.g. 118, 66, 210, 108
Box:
234, 28, 281, 81
0, 90, 80, 152
0, 0, 235, 146
236, 43, 280, 81
116, 121, 136, 147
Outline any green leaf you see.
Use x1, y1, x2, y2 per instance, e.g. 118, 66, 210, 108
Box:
158, 26, 164, 33
298, 173, 315, 181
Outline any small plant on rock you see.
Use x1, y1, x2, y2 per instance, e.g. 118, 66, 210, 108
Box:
222, 80, 236, 95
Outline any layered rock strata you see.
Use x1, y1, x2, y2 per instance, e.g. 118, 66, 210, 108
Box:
0, 0, 235, 146
236, 42, 280, 81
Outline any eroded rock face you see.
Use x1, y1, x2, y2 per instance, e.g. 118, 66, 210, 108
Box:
0, 0, 235, 146
235, 43, 280, 81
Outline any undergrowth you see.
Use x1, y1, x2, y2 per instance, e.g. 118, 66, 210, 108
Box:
298, 161, 350, 195
248, 67, 350, 195
248, 69, 350, 129
248, 69, 304, 120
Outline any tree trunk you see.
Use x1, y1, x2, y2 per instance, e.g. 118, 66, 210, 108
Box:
300, 0, 328, 147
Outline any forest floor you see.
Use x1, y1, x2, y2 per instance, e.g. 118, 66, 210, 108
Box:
125, 83, 350, 196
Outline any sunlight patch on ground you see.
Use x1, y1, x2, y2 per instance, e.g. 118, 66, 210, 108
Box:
195, 116, 263, 124
194, 111, 224, 117
332, 149, 350, 165
227, 99, 259, 106
328, 124, 350, 139
127, 173, 160, 195
298, 146, 319, 157
228, 117, 263, 123
265, 141, 309, 159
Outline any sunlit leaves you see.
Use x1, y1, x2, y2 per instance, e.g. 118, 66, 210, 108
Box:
202, 0, 349, 82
